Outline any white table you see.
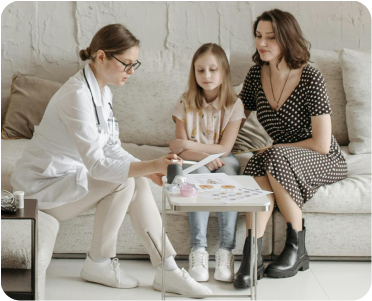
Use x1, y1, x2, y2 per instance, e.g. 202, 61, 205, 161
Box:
161, 175, 271, 300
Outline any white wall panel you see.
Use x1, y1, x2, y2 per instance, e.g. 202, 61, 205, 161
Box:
1, 1, 370, 121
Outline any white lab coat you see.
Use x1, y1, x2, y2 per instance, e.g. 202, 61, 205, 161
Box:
10, 64, 140, 210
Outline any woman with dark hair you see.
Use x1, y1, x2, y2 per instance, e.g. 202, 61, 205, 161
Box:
10, 24, 211, 296
233, 9, 347, 288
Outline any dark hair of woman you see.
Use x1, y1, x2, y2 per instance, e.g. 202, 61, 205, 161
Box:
79, 24, 140, 61
252, 9, 311, 69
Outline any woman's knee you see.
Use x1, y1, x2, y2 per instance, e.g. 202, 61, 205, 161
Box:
134, 176, 149, 187
263, 146, 283, 160
114, 177, 135, 193
254, 174, 272, 191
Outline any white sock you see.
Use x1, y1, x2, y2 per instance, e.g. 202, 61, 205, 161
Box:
191, 247, 206, 253
158, 256, 178, 271
88, 253, 110, 263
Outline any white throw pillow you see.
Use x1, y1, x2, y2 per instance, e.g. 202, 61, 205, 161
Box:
339, 49, 371, 154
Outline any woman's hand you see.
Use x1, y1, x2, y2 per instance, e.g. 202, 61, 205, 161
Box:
169, 139, 188, 154
146, 173, 164, 186
205, 158, 225, 171
152, 153, 183, 175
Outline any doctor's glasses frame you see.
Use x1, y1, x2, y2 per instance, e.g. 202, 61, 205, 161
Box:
104, 51, 141, 72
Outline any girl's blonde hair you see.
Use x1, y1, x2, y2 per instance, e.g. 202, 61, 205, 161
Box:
185, 43, 237, 111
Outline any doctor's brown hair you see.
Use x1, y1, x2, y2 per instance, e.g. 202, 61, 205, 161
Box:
79, 24, 140, 61
252, 9, 311, 69
185, 43, 237, 111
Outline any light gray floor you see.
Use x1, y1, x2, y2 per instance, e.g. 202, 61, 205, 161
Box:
45, 259, 371, 300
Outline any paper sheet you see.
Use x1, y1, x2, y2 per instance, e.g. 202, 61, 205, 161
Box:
182, 153, 225, 175
185, 173, 242, 190
199, 186, 273, 203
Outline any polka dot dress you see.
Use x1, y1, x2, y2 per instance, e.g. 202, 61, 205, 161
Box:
240, 64, 347, 208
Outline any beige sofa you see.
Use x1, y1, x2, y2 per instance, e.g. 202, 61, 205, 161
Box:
1, 48, 371, 299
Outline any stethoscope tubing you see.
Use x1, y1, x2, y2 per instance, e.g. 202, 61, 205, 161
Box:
83, 68, 114, 135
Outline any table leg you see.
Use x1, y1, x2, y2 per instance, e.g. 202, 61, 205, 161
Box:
161, 187, 166, 300
250, 211, 257, 300
32, 219, 36, 300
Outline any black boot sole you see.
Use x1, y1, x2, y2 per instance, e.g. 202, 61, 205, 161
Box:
265, 259, 309, 278
233, 265, 264, 289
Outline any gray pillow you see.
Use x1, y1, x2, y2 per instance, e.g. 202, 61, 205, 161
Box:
1, 74, 62, 139
233, 83, 272, 153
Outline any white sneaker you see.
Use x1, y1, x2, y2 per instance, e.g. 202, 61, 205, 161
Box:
188, 249, 209, 281
153, 266, 212, 296
214, 249, 234, 282
80, 255, 139, 288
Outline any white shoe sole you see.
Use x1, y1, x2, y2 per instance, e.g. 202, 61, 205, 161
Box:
153, 281, 211, 296
214, 274, 233, 283
188, 270, 209, 282
81, 270, 138, 289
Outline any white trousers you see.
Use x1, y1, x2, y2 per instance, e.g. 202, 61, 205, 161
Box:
42, 176, 176, 267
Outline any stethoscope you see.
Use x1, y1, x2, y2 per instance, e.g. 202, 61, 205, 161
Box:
83, 68, 117, 145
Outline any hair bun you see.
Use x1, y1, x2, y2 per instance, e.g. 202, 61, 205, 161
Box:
84, 47, 91, 58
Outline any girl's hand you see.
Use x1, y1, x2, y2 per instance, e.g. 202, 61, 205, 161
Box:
205, 158, 225, 171
146, 173, 164, 186
169, 139, 187, 154
153, 153, 183, 175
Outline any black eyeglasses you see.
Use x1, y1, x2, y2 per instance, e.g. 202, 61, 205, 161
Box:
104, 51, 141, 72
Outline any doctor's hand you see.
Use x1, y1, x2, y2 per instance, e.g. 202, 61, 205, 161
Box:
153, 154, 183, 176
146, 173, 164, 186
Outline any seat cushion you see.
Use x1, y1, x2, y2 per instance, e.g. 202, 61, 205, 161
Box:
273, 211, 371, 257
303, 147, 371, 214
1, 210, 59, 270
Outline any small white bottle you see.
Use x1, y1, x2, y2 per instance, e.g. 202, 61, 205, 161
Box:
13, 191, 24, 209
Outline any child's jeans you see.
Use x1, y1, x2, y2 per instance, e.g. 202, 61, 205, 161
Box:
184, 153, 240, 251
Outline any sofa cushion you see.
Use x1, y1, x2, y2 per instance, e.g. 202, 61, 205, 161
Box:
309, 49, 349, 146
273, 211, 371, 257
111, 50, 197, 146
1, 74, 62, 140
1, 139, 31, 192
303, 148, 371, 214
53, 212, 273, 256
1, 210, 59, 269
233, 83, 273, 153
339, 48, 371, 154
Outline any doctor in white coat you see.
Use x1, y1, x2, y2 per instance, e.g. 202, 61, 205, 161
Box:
10, 23, 211, 296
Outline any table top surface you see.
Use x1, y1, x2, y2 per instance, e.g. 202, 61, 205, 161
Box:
1, 199, 38, 220
164, 175, 271, 212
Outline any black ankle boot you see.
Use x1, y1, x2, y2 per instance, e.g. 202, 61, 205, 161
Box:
265, 219, 309, 278
233, 230, 264, 288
